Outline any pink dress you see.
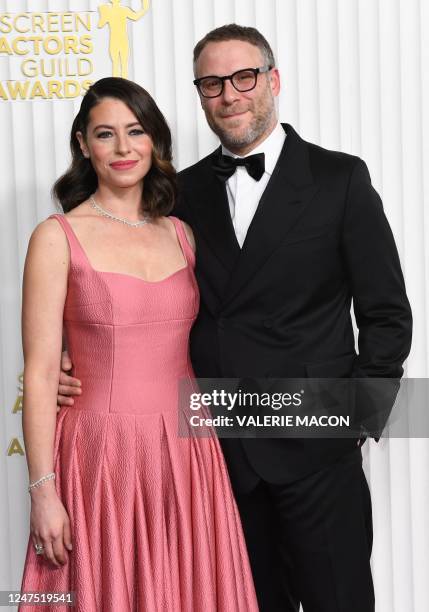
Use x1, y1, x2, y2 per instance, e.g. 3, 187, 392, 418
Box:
20, 214, 258, 612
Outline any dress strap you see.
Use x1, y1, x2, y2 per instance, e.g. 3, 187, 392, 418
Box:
169, 216, 195, 267
48, 214, 90, 268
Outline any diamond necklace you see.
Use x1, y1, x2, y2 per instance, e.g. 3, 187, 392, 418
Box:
90, 195, 150, 228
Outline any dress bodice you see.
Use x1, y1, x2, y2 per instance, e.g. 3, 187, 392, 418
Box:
50, 214, 199, 415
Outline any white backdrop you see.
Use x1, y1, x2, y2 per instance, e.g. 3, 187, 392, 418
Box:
0, 1, 428, 610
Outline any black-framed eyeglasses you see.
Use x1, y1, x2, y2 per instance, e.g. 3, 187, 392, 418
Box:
193, 65, 273, 98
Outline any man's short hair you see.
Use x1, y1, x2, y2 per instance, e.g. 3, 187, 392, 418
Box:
193, 24, 276, 75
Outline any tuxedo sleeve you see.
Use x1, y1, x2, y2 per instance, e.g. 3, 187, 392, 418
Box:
341, 158, 412, 380
172, 178, 192, 224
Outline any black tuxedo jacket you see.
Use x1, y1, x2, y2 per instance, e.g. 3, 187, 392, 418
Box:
174, 123, 412, 492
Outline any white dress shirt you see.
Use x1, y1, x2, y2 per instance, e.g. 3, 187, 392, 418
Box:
222, 122, 286, 248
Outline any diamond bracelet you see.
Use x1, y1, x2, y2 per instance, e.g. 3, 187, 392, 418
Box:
28, 472, 56, 493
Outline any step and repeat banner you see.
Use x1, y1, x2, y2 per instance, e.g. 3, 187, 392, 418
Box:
1, 1, 428, 610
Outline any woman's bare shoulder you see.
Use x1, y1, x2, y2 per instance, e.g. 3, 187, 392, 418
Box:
30, 216, 65, 242
27, 217, 69, 262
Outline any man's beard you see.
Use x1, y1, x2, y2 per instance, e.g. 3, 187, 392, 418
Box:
206, 93, 275, 151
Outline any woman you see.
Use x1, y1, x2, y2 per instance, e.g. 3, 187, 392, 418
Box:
20, 77, 258, 611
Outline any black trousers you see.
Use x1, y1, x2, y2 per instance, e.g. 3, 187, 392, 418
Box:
234, 449, 374, 612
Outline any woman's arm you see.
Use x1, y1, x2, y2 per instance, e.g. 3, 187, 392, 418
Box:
22, 218, 72, 566
22, 219, 68, 480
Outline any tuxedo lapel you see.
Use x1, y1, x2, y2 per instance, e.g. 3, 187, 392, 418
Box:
185, 148, 241, 273
220, 124, 319, 308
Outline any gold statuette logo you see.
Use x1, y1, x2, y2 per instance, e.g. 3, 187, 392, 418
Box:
98, 0, 150, 78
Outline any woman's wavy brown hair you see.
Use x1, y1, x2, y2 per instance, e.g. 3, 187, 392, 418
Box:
53, 77, 177, 217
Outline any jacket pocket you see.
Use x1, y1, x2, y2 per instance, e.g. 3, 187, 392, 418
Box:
282, 226, 332, 247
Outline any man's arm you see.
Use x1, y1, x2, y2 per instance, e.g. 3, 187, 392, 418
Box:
341, 159, 412, 437
341, 158, 412, 379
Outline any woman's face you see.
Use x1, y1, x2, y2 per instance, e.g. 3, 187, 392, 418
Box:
76, 97, 153, 191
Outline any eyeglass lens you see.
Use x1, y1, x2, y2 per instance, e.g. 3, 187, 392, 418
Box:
200, 69, 257, 97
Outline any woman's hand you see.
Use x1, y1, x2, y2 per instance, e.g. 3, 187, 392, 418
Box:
30, 483, 73, 567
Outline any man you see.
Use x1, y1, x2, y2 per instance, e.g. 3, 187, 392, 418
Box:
58, 25, 412, 611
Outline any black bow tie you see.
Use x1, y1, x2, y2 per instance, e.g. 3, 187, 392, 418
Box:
212, 152, 265, 182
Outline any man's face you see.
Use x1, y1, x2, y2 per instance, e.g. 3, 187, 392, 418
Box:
195, 40, 280, 155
